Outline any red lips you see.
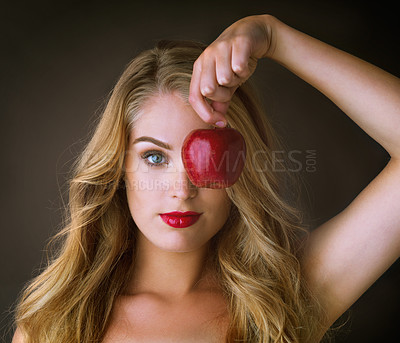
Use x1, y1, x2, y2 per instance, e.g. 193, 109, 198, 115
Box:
160, 211, 202, 228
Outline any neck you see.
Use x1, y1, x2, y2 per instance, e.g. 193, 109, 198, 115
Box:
127, 231, 215, 298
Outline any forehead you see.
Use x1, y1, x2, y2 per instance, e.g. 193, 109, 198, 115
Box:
131, 92, 213, 146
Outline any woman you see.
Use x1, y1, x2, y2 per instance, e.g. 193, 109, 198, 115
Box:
12, 14, 400, 342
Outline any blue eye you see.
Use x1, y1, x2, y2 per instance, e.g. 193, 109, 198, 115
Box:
141, 150, 168, 167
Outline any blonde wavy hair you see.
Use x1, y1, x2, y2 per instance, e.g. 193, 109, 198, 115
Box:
14, 40, 327, 342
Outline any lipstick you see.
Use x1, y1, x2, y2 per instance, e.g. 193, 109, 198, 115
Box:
160, 211, 202, 228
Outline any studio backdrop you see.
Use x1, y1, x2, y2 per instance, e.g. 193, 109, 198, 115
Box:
1, 1, 399, 342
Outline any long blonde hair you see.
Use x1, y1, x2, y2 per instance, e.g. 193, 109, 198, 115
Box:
14, 40, 326, 342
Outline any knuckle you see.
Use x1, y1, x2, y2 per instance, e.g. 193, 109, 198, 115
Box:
234, 34, 251, 47
201, 84, 216, 96
217, 40, 230, 51
217, 74, 232, 85
233, 66, 250, 79
233, 61, 248, 74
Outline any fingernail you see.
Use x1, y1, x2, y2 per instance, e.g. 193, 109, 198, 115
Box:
215, 121, 226, 128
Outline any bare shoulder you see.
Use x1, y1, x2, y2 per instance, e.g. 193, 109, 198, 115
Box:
12, 328, 26, 343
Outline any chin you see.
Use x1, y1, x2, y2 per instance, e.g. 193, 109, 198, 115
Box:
155, 236, 208, 253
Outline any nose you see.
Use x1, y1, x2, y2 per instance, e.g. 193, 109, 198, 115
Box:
168, 170, 198, 200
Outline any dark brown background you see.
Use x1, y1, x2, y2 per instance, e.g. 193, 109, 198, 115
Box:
1, 0, 399, 341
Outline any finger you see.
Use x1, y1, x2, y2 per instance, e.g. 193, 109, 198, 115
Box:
211, 101, 230, 116
203, 85, 234, 103
198, 52, 235, 103
189, 60, 226, 125
189, 60, 215, 123
199, 55, 218, 98
231, 39, 253, 79
215, 45, 239, 88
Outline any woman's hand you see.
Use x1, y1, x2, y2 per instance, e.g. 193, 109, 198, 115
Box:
191, 12, 400, 331
189, 15, 274, 127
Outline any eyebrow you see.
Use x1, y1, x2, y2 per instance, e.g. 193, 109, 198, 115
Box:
132, 136, 172, 150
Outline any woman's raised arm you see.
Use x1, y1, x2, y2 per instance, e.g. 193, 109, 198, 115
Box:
189, 14, 400, 327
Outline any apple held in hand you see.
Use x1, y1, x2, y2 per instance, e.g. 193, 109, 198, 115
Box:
181, 128, 247, 188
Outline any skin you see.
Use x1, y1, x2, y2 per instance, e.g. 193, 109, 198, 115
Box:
103, 92, 231, 342
13, 93, 232, 343
189, 14, 400, 334
124, 92, 231, 258
13, 14, 400, 343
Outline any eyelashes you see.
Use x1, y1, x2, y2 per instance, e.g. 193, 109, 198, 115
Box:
141, 150, 169, 167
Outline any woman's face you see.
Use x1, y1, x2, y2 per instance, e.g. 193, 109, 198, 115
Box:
124, 92, 232, 253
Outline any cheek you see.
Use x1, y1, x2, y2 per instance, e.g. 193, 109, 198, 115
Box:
215, 189, 231, 209
125, 170, 167, 216
204, 190, 232, 223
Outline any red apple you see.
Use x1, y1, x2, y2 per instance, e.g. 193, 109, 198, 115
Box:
181, 128, 247, 188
